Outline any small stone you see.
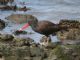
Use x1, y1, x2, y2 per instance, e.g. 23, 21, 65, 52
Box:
13, 30, 27, 35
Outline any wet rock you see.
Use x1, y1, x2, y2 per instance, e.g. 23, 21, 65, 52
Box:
0, 19, 6, 30
5, 14, 37, 23
18, 6, 30, 12
57, 28, 80, 44
0, 0, 14, 5
57, 28, 80, 39
13, 37, 34, 46
0, 33, 14, 42
0, 5, 17, 11
0, 5, 30, 11
13, 30, 27, 35
58, 19, 80, 29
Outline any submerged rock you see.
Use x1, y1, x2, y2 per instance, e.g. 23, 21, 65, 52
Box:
0, 5, 30, 11
5, 14, 37, 23
0, 5, 17, 11
13, 30, 27, 35
0, 19, 6, 30
17, 6, 30, 12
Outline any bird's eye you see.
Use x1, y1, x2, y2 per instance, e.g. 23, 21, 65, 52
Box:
28, 21, 32, 24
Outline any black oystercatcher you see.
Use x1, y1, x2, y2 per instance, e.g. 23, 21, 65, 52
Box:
19, 17, 61, 41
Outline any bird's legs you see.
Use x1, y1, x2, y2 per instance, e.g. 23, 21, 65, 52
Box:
43, 35, 51, 44
40, 35, 51, 46
47, 35, 51, 43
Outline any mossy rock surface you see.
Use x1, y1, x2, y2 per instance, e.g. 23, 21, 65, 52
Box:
48, 45, 80, 60
59, 19, 80, 29
57, 28, 80, 44
13, 37, 34, 46
0, 33, 80, 60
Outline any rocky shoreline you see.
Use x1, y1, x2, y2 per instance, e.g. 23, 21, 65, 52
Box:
0, 0, 80, 60
0, 33, 80, 60
0, 16, 80, 60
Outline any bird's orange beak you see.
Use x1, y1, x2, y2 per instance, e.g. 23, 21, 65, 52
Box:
18, 23, 30, 31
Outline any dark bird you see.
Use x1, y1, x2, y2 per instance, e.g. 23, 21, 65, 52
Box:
19, 15, 66, 41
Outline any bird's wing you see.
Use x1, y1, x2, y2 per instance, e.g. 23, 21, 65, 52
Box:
36, 21, 58, 33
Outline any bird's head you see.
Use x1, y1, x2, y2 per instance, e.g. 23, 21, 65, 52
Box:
26, 15, 38, 27
18, 15, 38, 31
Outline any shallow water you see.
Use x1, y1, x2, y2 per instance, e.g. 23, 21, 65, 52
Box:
0, 0, 80, 42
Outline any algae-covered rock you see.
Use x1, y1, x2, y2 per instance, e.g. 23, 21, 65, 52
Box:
0, 33, 80, 60
48, 45, 80, 60
0, 43, 12, 57
0, 33, 14, 44
0, 43, 31, 60
57, 28, 80, 41
30, 45, 47, 60
59, 19, 80, 29
12, 46, 31, 60
13, 37, 34, 46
